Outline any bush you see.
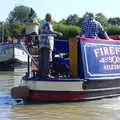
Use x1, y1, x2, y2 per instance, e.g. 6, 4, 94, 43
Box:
105, 24, 120, 35
53, 23, 80, 40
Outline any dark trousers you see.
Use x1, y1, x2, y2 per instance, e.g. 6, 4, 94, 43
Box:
39, 47, 50, 78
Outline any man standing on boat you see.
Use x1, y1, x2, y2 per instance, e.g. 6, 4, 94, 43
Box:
39, 13, 63, 78
80, 13, 110, 40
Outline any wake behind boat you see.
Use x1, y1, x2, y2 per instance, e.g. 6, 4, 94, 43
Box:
10, 36, 120, 103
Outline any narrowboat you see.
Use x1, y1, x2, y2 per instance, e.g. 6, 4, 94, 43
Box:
0, 42, 29, 67
11, 36, 120, 103
0, 43, 14, 64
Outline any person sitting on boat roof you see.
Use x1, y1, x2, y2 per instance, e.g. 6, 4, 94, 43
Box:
39, 13, 63, 78
80, 12, 110, 40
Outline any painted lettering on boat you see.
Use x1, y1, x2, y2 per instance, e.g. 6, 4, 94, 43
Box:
93, 47, 120, 70
94, 47, 120, 57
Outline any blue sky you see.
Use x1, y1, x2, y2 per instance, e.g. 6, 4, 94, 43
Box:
0, 0, 120, 21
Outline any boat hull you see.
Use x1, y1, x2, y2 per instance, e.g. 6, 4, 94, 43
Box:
10, 37, 120, 103
11, 77, 120, 103
0, 43, 14, 63
0, 43, 28, 67
24, 88, 120, 103
14, 44, 28, 63
27, 90, 84, 102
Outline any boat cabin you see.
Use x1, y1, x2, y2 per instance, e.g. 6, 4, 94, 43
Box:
31, 36, 120, 80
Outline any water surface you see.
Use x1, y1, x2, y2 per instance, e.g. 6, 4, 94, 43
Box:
0, 67, 120, 120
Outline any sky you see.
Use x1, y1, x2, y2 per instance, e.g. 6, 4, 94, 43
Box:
0, 0, 120, 22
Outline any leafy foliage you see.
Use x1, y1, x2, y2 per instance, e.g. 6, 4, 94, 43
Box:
108, 17, 120, 26
1, 6, 120, 40
53, 23, 80, 40
95, 13, 108, 26
7, 5, 37, 22
8, 22, 25, 37
105, 24, 120, 35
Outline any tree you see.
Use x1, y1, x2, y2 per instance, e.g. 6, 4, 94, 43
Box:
81, 12, 108, 26
67, 14, 80, 26
108, 17, 120, 26
7, 5, 37, 22
95, 13, 108, 26
79, 17, 84, 27
8, 22, 25, 37
59, 19, 67, 24
0, 22, 10, 41
5, 5, 38, 38
60, 14, 80, 26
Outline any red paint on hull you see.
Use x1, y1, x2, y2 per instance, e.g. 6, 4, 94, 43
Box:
28, 91, 84, 101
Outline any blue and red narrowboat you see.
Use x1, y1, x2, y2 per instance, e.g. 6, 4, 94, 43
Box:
11, 36, 120, 103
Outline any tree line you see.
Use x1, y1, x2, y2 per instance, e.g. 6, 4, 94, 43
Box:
0, 5, 120, 41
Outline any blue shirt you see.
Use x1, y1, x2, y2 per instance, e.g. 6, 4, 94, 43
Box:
40, 21, 58, 50
80, 18, 106, 38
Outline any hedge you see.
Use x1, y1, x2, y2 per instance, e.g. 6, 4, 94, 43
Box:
53, 23, 80, 40
53, 23, 120, 40
105, 25, 120, 35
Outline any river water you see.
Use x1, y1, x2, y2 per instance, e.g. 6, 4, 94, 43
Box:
0, 66, 120, 120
